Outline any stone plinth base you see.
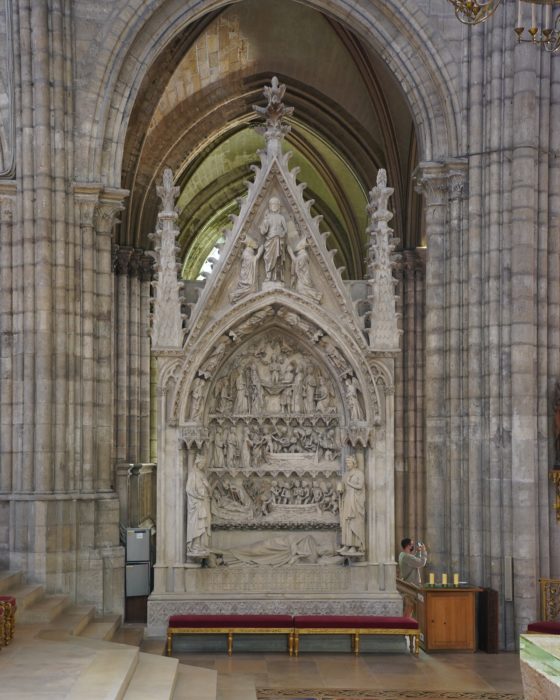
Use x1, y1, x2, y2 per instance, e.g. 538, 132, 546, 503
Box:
147, 592, 402, 636
147, 561, 401, 636
2, 492, 124, 615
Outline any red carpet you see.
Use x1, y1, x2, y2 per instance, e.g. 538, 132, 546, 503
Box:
256, 690, 523, 700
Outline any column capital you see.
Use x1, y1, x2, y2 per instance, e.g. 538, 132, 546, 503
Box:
113, 244, 134, 275
413, 159, 468, 205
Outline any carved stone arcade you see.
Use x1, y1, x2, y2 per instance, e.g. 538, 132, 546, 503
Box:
147, 79, 401, 633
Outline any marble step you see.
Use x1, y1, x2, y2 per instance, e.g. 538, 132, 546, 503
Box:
80, 614, 122, 641
172, 664, 218, 700
5, 581, 46, 612
19, 593, 70, 623
216, 672, 256, 700
66, 644, 139, 700
44, 604, 97, 636
122, 651, 179, 700
0, 569, 22, 594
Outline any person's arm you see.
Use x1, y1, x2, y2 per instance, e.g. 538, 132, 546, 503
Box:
401, 552, 426, 568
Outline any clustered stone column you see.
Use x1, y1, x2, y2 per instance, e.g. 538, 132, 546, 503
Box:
113, 244, 155, 528
394, 248, 425, 546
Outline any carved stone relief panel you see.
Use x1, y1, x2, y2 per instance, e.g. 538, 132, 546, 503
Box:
199, 329, 347, 530
229, 195, 322, 303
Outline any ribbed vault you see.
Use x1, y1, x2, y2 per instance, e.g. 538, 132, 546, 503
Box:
119, 0, 422, 279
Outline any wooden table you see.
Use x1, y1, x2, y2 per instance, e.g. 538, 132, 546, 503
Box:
397, 579, 482, 652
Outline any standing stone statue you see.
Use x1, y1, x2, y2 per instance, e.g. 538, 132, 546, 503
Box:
288, 236, 322, 302
186, 454, 211, 556
337, 455, 365, 555
189, 376, 206, 420
345, 375, 364, 421
230, 235, 264, 303
261, 197, 287, 282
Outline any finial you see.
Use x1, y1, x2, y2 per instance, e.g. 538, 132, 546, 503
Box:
156, 167, 180, 215
253, 76, 294, 148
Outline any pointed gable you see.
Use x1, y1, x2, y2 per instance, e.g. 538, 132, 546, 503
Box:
185, 78, 366, 351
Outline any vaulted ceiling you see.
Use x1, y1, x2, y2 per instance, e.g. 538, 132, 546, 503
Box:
119, 0, 421, 280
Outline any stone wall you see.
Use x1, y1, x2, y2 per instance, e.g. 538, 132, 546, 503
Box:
0, 0, 558, 644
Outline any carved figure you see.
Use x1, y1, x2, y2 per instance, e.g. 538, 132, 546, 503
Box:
189, 376, 206, 419
261, 480, 281, 514
261, 197, 287, 282
248, 365, 264, 413
280, 385, 292, 414
300, 479, 311, 504
233, 369, 250, 414
200, 339, 228, 378
222, 533, 338, 567
315, 374, 331, 413
303, 365, 317, 413
230, 235, 264, 303
240, 427, 253, 469
292, 364, 305, 413
225, 428, 239, 467
212, 478, 253, 520
345, 375, 364, 421
186, 454, 211, 555
280, 479, 292, 504
288, 237, 322, 302
213, 426, 225, 468
322, 338, 349, 373
311, 480, 323, 504
337, 455, 365, 554
213, 375, 232, 414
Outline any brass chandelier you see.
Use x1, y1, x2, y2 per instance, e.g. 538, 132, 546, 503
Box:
448, 0, 560, 52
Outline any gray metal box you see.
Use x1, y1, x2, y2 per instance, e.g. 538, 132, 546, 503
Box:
125, 562, 151, 597
126, 528, 151, 563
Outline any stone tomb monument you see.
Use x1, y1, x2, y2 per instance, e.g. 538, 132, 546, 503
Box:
147, 78, 402, 634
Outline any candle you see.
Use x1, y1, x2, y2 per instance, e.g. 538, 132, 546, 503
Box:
531, 2, 537, 30
429, 573, 435, 586
546, 3, 552, 30
517, 0, 522, 28
453, 573, 459, 586
442, 573, 448, 586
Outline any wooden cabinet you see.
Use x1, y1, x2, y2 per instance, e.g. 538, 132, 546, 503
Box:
397, 580, 481, 652
418, 587, 480, 651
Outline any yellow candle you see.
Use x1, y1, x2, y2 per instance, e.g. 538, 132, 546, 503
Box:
429, 573, 435, 586
453, 573, 459, 586
442, 573, 448, 586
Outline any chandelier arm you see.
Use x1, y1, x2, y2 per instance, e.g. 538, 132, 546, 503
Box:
449, 0, 504, 26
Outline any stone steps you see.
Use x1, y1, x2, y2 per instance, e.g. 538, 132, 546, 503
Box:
0, 569, 22, 593
42, 604, 97, 636
0, 569, 218, 700
6, 581, 46, 614
172, 664, 218, 700
80, 613, 122, 641
122, 651, 179, 700
66, 644, 140, 700
19, 592, 70, 623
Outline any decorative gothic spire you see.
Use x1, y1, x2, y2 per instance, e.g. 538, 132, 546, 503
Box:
149, 168, 186, 350
366, 169, 401, 350
253, 76, 294, 156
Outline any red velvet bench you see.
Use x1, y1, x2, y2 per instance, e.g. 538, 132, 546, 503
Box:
166, 614, 294, 656
292, 615, 420, 656
0, 596, 16, 645
527, 621, 560, 635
